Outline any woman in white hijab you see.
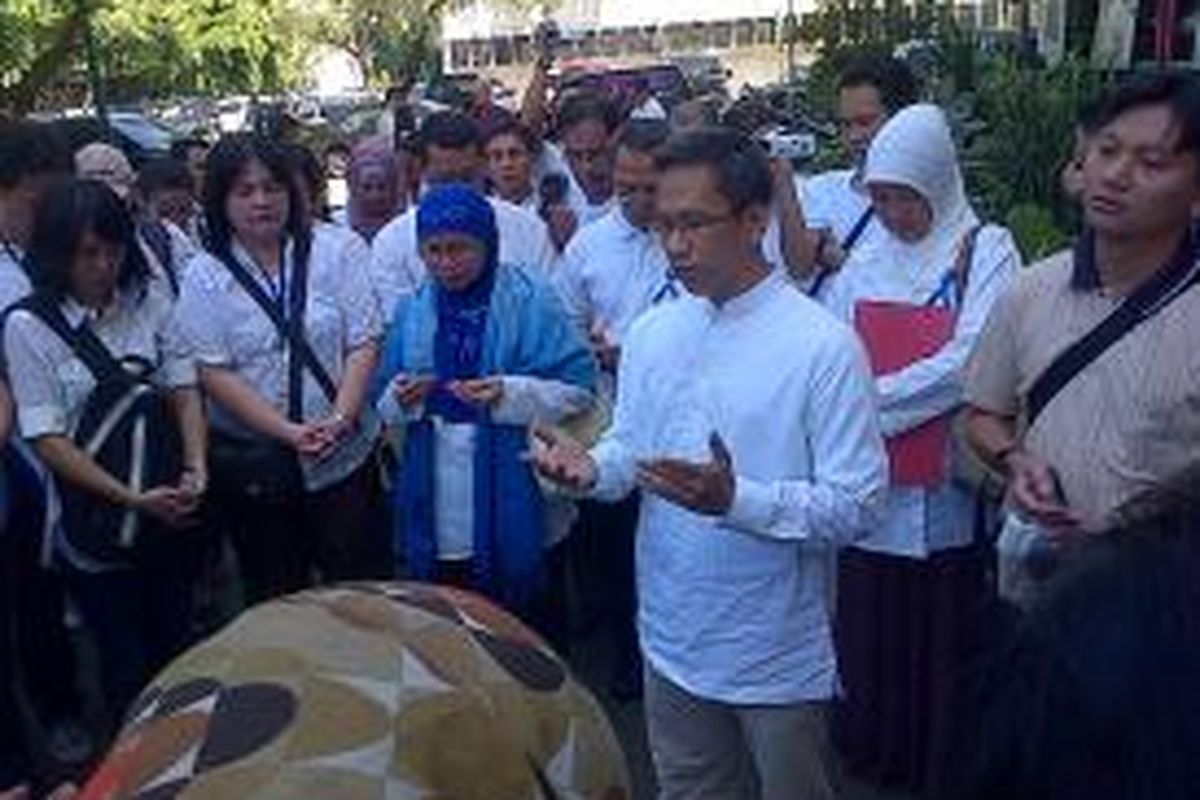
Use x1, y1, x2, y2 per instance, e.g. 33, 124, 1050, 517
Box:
821, 104, 1020, 794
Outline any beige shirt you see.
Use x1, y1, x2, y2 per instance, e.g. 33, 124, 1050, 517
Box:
966, 247, 1200, 529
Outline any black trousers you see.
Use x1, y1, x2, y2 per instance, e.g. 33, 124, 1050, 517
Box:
0, 499, 82, 787
575, 495, 641, 667
221, 462, 393, 608
66, 534, 200, 724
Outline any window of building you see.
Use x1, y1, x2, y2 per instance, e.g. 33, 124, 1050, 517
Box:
707, 21, 733, 49
755, 17, 777, 45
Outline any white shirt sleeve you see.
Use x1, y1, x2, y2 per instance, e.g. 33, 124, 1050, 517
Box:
492, 376, 592, 426
337, 232, 385, 349
174, 260, 233, 368
721, 332, 887, 545
588, 325, 643, 502
156, 304, 198, 389
369, 216, 421, 319
4, 311, 69, 438
876, 226, 1021, 436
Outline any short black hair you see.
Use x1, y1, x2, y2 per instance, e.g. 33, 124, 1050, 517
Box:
202, 133, 311, 266
720, 98, 780, 137
556, 90, 619, 137
617, 119, 671, 155
169, 137, 208, 161
416, 111, 481, 157
479, 111, 538, 153
26, 178, 150, 301
0, 121, 70, 190
136, 156, 194, 197
656, 127, 773, 211
1081, 70, 1200, 163
838, 55, 920, 115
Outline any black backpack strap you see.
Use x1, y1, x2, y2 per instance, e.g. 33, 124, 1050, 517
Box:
217, 246, 338, 420
15, 295, 131, 387
1026, 242, 1200, 427
807, 207, 875, 298
841, 206, 876, 252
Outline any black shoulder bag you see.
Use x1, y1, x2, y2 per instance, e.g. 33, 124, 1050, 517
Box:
16, 295, 183, 565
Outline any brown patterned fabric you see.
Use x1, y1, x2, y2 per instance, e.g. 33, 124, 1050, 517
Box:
78, 583, 631, 800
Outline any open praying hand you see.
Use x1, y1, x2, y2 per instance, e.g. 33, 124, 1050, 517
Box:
448, 377, 505, 407
637, 433, 736, 516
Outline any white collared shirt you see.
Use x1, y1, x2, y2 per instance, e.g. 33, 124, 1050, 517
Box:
176, 225, 382, 439
369, 196, 556, 317
4, 288, 194, 440
801, 169, 874, 244
589, 271, 887, 704
821, 225, 1020, 557
555, 207, 678, 344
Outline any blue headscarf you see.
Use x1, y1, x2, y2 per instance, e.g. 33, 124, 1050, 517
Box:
417, 183, 498, 423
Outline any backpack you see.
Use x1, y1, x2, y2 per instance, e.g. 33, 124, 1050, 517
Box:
14, 294, 182, 565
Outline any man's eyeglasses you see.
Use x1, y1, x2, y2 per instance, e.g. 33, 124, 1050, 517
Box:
654, 212, 736, 238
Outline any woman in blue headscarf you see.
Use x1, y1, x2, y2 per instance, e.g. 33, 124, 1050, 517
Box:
376, 183, 597, 649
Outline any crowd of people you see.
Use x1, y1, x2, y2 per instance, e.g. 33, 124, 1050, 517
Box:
1, 53, 1199, 800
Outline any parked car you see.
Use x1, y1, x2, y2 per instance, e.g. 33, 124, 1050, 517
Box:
45, 110, 174, 164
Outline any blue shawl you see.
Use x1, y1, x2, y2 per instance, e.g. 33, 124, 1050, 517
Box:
379, 186, 596, 609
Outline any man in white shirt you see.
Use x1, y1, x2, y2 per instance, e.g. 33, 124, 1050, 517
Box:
555, 91, 620, 226
556, 118, 676, 387
369, 111, 556, 314
554, 117, 674, 698
798, 55, 920, 287
481, 112, 578, 251
533, 127, 887, 800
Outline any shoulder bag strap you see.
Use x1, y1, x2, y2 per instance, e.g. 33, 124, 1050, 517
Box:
807, 206, 876, 299
16, 295, 131, 387
218, 248, 339, 418
1026, 248, 1200, 427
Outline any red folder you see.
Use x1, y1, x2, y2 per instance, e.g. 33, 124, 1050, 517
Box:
854, 300, 955, 486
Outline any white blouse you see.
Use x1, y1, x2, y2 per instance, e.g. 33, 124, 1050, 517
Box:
821, 224, 1020, 557
175, 225, 383, 439
5, 288, 194, 441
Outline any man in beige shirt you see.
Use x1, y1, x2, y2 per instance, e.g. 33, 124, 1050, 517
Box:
966, 72, 1200, 541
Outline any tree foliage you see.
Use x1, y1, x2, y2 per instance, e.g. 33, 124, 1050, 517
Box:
1, 0, 549, 110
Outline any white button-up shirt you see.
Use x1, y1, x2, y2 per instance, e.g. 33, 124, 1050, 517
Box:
176, 226, 382, 439
801, 169, 874, 244
821, 225, 1020, 557
590, 271, 887, 704
0, 244, 31, 314
555, 207, 677, 343
4, 289, 194, 441
369, 196, 556, 316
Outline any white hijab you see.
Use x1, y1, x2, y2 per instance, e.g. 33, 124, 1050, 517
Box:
856, 103, 979, 294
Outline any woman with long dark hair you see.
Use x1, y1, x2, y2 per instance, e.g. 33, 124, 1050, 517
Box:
3, 178, 206, 719
176, 133, 389, 606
